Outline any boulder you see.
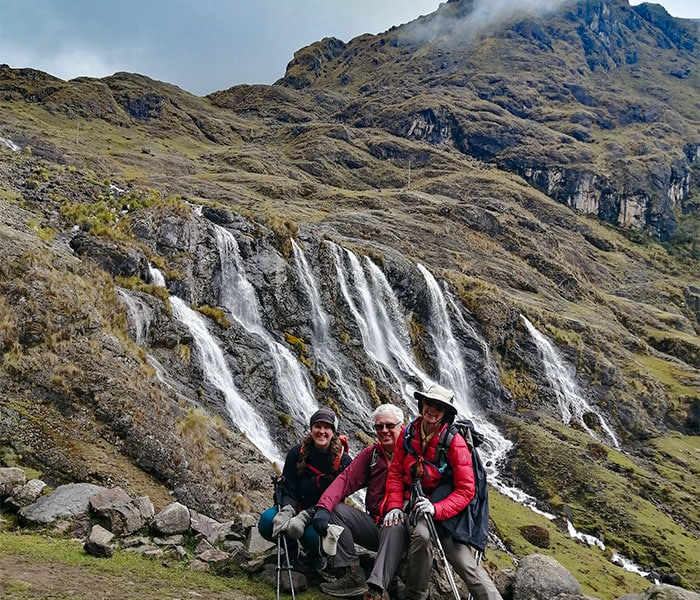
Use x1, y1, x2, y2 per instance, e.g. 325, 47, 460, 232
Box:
133, 496, 155, 520
93, 502, 142, 536
121, 535, 150, 548
5, 479, 47, 509
640, 584, 700, 600
247, 523, 276, 555
195, 536, 214, 554
0, 467, 26, 497
189, 559, 210, 571
221, 540, 249, 565
18, 483, 104, 525
513, 554, 581, 600
84, 524, 115, 558
152, 501, 190, 535
89, 487, 131, 510
190, 509, 224, 543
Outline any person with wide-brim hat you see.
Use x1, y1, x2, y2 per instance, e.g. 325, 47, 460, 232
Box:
375, 384, 502, 600
257, 407, 351, 573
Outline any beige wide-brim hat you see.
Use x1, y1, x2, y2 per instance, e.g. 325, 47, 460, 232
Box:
319, 524, 344, 557
414, 383, 456, 410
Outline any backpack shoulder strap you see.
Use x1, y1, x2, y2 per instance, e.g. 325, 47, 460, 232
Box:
403, 418, 420, 457
435, 423, 459, 473
369, 443, 380, 471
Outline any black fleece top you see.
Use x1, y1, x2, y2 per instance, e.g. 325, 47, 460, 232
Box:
281, 441, 352, 511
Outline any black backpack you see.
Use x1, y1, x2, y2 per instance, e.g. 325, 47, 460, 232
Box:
404, 418, 490, 552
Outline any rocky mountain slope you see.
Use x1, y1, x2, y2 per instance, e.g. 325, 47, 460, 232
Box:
0, 0, 699, 596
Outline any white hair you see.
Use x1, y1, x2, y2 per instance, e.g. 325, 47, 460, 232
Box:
372, 403, 404, 424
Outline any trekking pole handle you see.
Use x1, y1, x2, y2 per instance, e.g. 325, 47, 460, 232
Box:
272, 474, 286, 508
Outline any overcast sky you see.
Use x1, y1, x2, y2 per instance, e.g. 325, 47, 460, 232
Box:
1, 0, 698, 96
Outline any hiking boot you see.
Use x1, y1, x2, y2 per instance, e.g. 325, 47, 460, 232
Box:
320, 565, 368, 597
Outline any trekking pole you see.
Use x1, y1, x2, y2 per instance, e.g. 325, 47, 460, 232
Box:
411, 479, 462, 600
272, 475, 296, 600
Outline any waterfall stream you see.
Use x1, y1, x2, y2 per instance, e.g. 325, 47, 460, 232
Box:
330, 242, 432, 401
117, 288, 151, 346
0, 135, 20, 152
521, 315, 620, 448
418, 264, 513, 472
148, 265, 281, 465
291, 240, 371, 420
215, 226, 317, 427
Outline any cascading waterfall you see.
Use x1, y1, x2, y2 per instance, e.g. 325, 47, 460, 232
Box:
417, 264, 513, 472
117, 288, 151, 346
291, 240, 371, 420
148, 265, 281, 465
330, 242, 432, 402
521, 315, 620, 448
215, 226, 317, 427
0, 136, 20, 152
364, 257, 434, 392
517, 317, 652, 575
446, 292, 501, 392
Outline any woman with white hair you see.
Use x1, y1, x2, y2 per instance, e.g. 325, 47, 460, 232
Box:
312, 403, 406, 598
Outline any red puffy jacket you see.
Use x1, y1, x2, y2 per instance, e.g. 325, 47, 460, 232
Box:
384, 418, 474, 521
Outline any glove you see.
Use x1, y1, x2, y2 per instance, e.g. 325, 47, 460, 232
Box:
312, 506, 331, 536
382, 508, 405, 527
285, 509, 313, 539
413, 497, 435, 517
272, 504, 295, 537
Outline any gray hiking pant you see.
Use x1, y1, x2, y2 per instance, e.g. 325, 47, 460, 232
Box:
331, 502, 380, 567
365, 518, 409, 592
406, 518, 502, 600
331, 503, 408, 591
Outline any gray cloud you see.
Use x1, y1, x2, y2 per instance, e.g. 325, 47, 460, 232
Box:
0, 0, 696, 95
400, 0, 578, 46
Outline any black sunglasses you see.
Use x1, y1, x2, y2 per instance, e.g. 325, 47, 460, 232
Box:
374, 422, 399, 431
422, 397, 446, 410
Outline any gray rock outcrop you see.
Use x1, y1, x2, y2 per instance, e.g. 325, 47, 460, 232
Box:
18, 483, 104, 525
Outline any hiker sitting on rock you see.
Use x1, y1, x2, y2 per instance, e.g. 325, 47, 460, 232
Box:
311, 403, 406, 598
378, 384, 502, 600
258, 407, 351, 573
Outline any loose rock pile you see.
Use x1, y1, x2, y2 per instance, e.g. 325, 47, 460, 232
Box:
0, 467, 266, 573
1, 468, 698, 600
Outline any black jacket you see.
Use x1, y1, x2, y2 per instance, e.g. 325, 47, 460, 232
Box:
281, 441, 352, 511
429, 438, 489, 553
